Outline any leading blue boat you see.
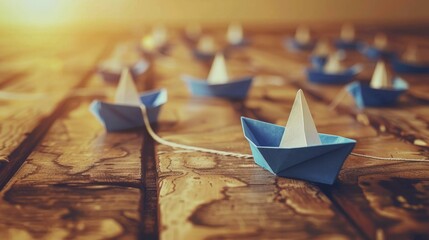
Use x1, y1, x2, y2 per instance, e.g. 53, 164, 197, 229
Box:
90, 69, 167, 132
241, 90, 356, 185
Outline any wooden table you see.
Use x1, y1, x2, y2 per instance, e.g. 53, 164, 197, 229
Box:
0, 26, 428, 240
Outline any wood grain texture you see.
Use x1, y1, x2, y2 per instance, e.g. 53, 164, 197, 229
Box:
150, 36, 362, 240
0, 36, 108, 189
240, 31, 429, 239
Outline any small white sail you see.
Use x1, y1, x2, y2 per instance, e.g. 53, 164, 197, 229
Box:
313, 40, 331, 56
402, 45, 419, 63
370, 61, 392, 89
152, 25, 168, 47
279, 89, 321, 148
295, 26, 311, 44
340, 23, 355, 42
374, 33, 388, 50
197, 35, 216, 54
207, 53, 229, 84
185, 23, 202, 40
227, 23, 244, 45
323, 53, 344, 73
115, 69, 142, 106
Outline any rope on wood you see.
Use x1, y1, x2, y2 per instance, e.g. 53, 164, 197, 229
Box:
140, 105, 429, 163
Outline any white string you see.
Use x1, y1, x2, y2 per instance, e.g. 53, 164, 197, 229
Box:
139, 105, 429, 163
1, 90, 427, 163
139, 105, 253, 159
329, 86, 349, 110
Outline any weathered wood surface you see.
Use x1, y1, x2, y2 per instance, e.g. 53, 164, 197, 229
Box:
0, 35, 109, 189
0, 27, 428, 240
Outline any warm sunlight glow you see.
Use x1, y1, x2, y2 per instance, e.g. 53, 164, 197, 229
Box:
1, 0, 70, 27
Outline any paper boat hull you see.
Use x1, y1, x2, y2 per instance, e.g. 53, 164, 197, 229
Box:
182, 76, 253, 100
360, 46, 395, 60
306, 66, 361, 85
346, 79, 408, 108
97, 60, 149, 84
241, 117, 356, 185
392, 57, 429, 74
334, 40, 362, 50
90, 89, 167, 132
192, 49, 215, 61
310, 55, 328, 69
284, 38, 315, 52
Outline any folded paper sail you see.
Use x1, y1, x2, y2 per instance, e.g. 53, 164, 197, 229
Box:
285, 26, 315, 52
90, 69, 167, 131
207, 53, 229, 84
152, 25, 168, 48
279, 90, 321, 148
185, 23, 202, 42
370, 61, 392, 89
311, 51, 346, 69
192, 35, 216, 61
347, 78, 408, 108
323, 54, 344, 73
334, 24, 361, 49
307, 65, 362, 84
97, 59, 149, 84
226, 23, 245, 46
340, 23, 355, 42
241, 117, 356, 185
392, 45, 429, 74
360, 34, 395, 60
312, 40, 331, 57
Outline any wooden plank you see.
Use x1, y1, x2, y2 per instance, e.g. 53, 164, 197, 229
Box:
0, 35, 108, 189
0, 97, 143, 239
151, 36, 362, 239
242, 32, 429, 239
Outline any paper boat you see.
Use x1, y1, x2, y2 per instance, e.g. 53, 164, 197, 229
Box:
307, 65, 362, 84
334, 23, 362, 50
392, 57, 429, 74
90, 69, 167, 132
308, 54, 361, 84
284, 26, 315, 52
183, 53, 253, 99
347, 61, 408, 107
192, 35, 216, 61
97, 59, 149, 84
360, 33, 395, 60
241, 90, 356, 185
391, 46, 429, 74
226, 23, 248, 47
347, 79, 408, 108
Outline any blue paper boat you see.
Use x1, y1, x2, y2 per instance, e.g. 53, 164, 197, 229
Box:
391, 57, 429, 74
334, 40, 363, 50
182, 75, 253, 100
310, 51, 346, 69
241, 117, 356, 185
306, 65, 362, 85
310, 55, 329, 69
192, 49, 215, 61
346, 78, 408, 108
284, 38, 316, 52
89, 89, 167, 132
360, 45, 396, 60
97, 60, 149, 84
